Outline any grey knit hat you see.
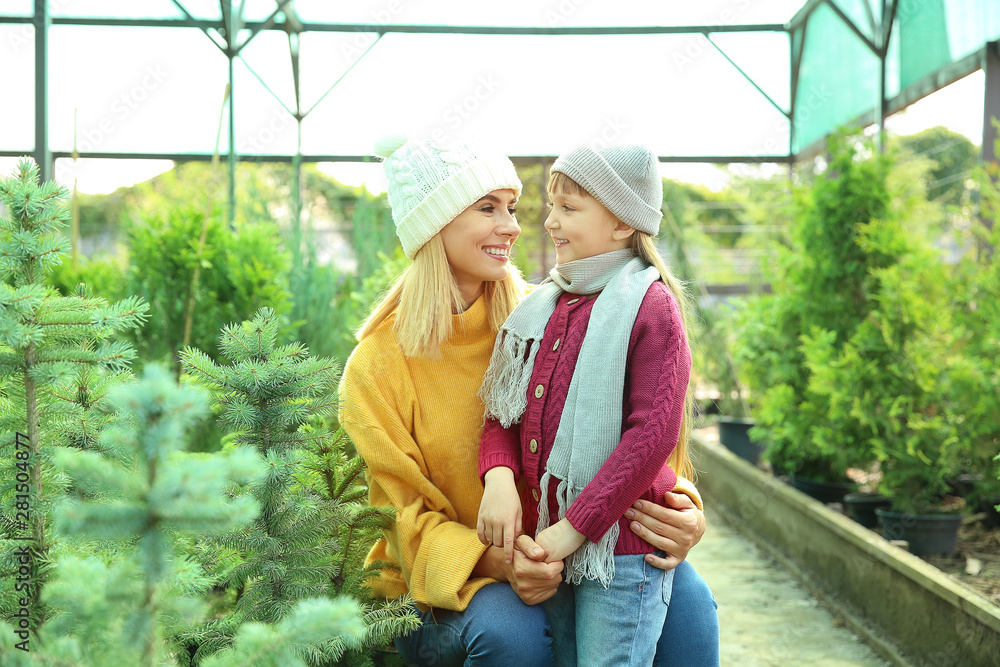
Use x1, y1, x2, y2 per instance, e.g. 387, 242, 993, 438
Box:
551, 144, 663, 234
374, 133, 522, 259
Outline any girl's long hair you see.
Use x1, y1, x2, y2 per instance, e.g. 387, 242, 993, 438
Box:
357, 234, 527, 359
549, 171, 696, 482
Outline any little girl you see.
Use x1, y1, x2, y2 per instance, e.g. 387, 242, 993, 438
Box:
476, 143, 694, 666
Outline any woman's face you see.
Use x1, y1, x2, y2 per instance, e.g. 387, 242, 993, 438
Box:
440, 189, 521, 306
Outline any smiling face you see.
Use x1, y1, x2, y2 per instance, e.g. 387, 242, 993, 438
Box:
544, 187, 632, 264
439, 189, 521, 305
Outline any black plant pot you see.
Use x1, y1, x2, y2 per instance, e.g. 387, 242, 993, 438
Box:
717, 417, 764, 464
843, 492, 892, 529
875, 508, 963, 558
791, 475, 855, 504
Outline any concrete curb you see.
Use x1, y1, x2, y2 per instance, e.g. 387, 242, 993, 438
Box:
693, 436, 1000, 667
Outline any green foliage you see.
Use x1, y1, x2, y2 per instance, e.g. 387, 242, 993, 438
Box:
0, 158, 149, 635
46, 254, 127, 302
733, 132, 898, 481
0, 365, 362, 667
290, 168, 407, 365
892, 126, 978, 212
126, 204, 291, 371
800, 218, 960, 512
734, 131, 966, 512
201, 598, 365, 667
177, 308, 416, 665
508, 161, 553, 281
945, 146, 1000, 512
40, 365, 264, 667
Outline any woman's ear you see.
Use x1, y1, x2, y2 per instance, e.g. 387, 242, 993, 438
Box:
611, 221, 636, 242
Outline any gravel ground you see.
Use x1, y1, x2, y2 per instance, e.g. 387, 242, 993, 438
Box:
688, 506, 892, 666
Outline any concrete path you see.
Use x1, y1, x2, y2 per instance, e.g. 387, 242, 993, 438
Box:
688, 506, 891, 666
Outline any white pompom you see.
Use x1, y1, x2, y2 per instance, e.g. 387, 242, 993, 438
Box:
373, 132, 409, 159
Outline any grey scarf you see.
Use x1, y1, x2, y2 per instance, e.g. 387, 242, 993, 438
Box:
479, 248, 659, 586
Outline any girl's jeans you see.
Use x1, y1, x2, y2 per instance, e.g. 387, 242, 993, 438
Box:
393, 561, 719, 666
544, 554, 673, 667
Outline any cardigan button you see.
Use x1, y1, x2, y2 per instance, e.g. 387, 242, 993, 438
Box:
552, 338, 561, 351
529, 439, 538, 453
534, 384, 544, 398
567, 298, 580, 305
531, 488, 540, 502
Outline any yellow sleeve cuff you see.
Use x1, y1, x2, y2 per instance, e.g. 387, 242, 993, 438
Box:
670, 476, 704, 511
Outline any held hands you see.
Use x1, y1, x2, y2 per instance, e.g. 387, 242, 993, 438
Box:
506, 535, 563, 605
477, 467, 523, 563
534, 518, 586, 563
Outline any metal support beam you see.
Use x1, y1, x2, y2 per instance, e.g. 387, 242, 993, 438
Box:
789, 21, 809, 158
227, 54, 235, 228
28, 151, 792, 165
880, 0, 899, 57
235, 0, 295, 55
706, 34, 789, 118
15, 16, 787, 35
876, 0, 900, 152
167, 0, 226, 53
821, 0, 879, 55
32, 0, 50, 181
985, 41, 1000, 165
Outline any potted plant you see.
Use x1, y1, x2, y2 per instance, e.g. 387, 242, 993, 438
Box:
732, 132, 900, 502
804, 192, 965, 555
696, 301, 764, 463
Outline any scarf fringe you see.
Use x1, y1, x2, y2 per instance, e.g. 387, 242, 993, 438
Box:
479, 331, 540, 427
536, 475, 618, 589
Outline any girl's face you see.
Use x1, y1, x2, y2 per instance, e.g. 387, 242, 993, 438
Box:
439, 189, 520, 305
544, 190, 629, 263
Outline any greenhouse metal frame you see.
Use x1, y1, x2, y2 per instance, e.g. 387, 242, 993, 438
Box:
1, 0, 998, 220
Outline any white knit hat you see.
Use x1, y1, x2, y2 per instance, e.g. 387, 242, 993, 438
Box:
551, 144, 663, 235
374, 134, 522, 259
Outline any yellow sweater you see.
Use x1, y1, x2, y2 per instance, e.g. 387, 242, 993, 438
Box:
339, 296, 702, 612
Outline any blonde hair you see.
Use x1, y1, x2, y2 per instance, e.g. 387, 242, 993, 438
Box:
549, 170, 696, 482
357, 234, 527, 359
632, 231, 696, 482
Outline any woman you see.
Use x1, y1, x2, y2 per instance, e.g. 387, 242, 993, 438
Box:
339, 133, 719, 666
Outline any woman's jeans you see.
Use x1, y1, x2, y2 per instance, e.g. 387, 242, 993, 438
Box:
394, 582, 553, 666
544, 554, 673, 667
394, 561, 719, 666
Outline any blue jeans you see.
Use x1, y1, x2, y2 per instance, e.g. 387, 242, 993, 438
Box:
544, 554, 674, 666
394, 561, 718, 666
656, 560, 720, 667
394, 582, 553, 666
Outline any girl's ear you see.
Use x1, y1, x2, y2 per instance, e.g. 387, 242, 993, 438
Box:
611, 221, 636, 242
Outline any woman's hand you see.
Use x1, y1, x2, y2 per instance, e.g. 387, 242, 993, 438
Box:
475, 534, 563, 605
534, 518, 586, 563
477, 467, 523, 563
507, 535, 563, 605
625, 492, 706, 570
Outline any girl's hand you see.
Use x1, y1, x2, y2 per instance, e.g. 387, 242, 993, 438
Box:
625, 492, 706, 570
534, 518, 586, 563
477, 467, 523, 563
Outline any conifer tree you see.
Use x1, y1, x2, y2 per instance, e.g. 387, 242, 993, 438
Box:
178, 307, 415, 665
0, 364, 364, 666
298, 421, 420, 665
0, 158, 148, 634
